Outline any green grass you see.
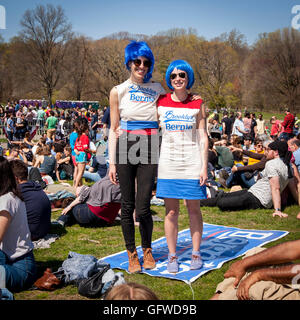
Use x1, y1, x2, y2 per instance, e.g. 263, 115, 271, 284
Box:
5, 108, 298, 300
14, 193, 300, 301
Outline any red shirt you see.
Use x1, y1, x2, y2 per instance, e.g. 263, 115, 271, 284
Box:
87, 202, 121, 224
271, 120, 281, 136
75, 133, 91, 159
281, 113, 295, 133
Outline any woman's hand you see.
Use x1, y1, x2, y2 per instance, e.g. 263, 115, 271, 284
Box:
61, 206, 71, 216
190, 93, 203, 101
199, 169, 208, 186
116, 126, 123, 138
109, 164, 118, 185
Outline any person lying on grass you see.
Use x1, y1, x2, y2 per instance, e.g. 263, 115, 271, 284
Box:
56, 175, 121, 227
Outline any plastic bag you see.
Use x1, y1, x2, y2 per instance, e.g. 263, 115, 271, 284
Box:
77, 265, 110, 298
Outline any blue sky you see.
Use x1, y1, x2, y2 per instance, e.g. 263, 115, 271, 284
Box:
0, 0, 299, 44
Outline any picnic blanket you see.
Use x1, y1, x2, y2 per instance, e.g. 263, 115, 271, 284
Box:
101, 223, 288, 283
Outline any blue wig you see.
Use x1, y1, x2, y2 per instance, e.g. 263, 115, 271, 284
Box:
165, 60, 194, 90
124, 41, 155, 83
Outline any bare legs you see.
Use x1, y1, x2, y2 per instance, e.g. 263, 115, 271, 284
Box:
164, 198, 180, 255
186, 199, 203, 252
73, 165, 78, 187
164, 198, 203, 254
74, 162, 86, 188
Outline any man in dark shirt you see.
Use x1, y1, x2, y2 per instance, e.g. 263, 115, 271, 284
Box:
90, 109, 99, 142
10, 159, 51, 241
101, 107, 110, 136
15, 114, 28, 140
222, 111, 232, 138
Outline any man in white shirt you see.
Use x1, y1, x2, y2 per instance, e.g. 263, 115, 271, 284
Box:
256, 113, 266, 136
232, 112, 247, 142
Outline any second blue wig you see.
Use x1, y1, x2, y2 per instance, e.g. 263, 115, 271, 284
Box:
124, 41, 155, 83
165, 60, 195, 90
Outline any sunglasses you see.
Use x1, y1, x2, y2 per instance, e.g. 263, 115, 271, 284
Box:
133, 59, 151, 68
170, 72, 186, 80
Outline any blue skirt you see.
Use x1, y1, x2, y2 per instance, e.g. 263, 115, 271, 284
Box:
156, 178, 207, 200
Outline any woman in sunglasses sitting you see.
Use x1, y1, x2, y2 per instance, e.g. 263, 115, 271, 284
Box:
108, 41, 165, 273
156, 60, 208, 273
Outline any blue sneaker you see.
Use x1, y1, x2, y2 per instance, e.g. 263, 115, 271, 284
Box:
167, 254, 179, 273
190, 253, 203, 270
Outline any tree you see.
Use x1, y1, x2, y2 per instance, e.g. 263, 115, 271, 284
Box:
20, 4, 73, 104
192, 40, 239, 110
243, 28, 300, 111
0, 35, 10, 102
62, 35, 92, 100
214, 29, 249, 60
89, 38, 128, 102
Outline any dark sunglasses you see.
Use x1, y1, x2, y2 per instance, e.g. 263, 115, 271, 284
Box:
170, 72, 186, 80
133, 58, 151, 68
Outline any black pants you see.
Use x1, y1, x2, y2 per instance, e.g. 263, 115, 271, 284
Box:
201, 189, 263, 211
116, 132, 159, 252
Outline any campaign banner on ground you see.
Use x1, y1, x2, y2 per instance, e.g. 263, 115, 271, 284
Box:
101, 223, 288, 283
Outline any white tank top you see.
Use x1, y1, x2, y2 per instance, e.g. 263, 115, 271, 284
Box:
116, 79, 165, 130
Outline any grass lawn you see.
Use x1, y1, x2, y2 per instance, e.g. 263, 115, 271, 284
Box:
5, 108, 299, 300
14, 192, 300, 301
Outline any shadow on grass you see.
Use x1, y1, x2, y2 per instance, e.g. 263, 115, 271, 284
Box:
50, 223, 67, 236
35, 259, 65, 279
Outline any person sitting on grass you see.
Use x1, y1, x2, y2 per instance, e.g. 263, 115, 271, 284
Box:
218, 140, 271, 189
201, 140, 297, 218
211, 239, 300, 300
56, 146, 74, 182
6, 146, 22, 161
10, 159, 51, 241
56, 175, 121, 228
0, 156, 37, 292
82, 155, 108, 182
33, 145, 57, 180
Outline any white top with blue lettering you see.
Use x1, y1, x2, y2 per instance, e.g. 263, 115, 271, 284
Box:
116, 79, 165, 130
156, 93, 207, 200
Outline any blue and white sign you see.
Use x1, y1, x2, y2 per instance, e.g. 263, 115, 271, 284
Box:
101, 223, 288, 283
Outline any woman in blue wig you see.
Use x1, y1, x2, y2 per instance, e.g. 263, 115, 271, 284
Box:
108, 41, 165, 273
156, 60, 208, 273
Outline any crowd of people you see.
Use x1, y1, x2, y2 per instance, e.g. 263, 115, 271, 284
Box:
0, 40, 299, 301
203, 108, 300, 219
